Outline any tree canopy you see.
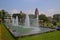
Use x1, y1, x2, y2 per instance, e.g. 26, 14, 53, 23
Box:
0, 10, 10, 22
39, 14, 48, 22
53, 14, 60, 22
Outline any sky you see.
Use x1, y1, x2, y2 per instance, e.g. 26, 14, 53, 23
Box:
0, 0, 60, 16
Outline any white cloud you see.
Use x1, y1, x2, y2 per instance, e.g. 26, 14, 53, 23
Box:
40, 8, 60, 16
23, 10, 34, 14
0, 8, 3, 10
47, 9, 60, 16
10, 8, 60, 17
10, 9, 20, 14
10, 9, 34, 15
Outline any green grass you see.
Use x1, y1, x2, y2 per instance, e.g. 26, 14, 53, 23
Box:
18, 31, 60, 40
57, 22, 60, 26
0, 23, 15, 40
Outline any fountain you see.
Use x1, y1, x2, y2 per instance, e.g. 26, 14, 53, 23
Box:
36, 15, 39, 27
15, 16, 18, 26
12, 18, 15, 25
8, 13, 41, 37
12, 15, 18, 26
5, 8, 55, 37
25, 14, 30, 28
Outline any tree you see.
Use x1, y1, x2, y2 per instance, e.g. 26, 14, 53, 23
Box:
39, 14, 48, 22
0, 11, 2, 18
53, 14, 60, 22
0, 10, 9, 22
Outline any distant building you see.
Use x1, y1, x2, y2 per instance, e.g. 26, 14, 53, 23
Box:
35, 8, 39, 16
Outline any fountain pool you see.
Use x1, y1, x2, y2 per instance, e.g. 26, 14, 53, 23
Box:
5, 13, 55, 37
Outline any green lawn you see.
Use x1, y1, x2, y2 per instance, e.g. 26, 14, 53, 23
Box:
0, 23, 15, 40
18, 31, 60, 40
57, 22, 60, 26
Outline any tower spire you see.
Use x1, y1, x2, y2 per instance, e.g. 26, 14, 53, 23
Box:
35, 8, 39, 16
